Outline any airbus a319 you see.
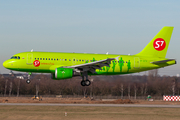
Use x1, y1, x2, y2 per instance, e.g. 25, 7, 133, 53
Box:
3, 27, 176, 86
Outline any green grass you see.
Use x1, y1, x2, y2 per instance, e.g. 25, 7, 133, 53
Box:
0, 106, 180, 120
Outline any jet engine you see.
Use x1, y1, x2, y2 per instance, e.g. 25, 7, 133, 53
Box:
52, 68, 80, 80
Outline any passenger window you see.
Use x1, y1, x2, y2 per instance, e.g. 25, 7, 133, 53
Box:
43, 58, 45, 60
69, 59, 71, 61
49, 58, 50, 60
18, 56, 20, 59
57, 59, 58, 60
59, 59, 61, 61
79, 59, 81, 61
82, 60, 84, 62
46, 58, 47, 60
40, 58, 42, 60
73, 59, 75, 61
51, 58, 53, 60
37, 58, 39, 60
65, 59, 67, 61
54, 59, 56, 60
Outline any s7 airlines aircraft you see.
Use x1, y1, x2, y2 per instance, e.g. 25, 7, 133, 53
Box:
3, 26, 176, 86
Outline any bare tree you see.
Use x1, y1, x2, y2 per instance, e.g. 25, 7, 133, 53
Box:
9, 80, 12, 96
172, 78, 177, 95
141, 83, 144, 95
121, 83, 123, 99
17, 79, 20, 97
134, 84, 137, 100
144, 83, 147, 96
4, 79, 8, 96
128, 84, 130, 99
36, 79, 40, 96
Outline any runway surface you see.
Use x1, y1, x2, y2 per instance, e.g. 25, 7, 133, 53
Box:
1, 103, 180, 108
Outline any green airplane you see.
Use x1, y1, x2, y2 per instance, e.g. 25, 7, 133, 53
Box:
3, 26, 176, 86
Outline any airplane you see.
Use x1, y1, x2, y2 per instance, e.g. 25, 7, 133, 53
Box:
3, 26, 176, 86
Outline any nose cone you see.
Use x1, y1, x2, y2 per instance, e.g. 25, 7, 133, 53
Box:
3, 61, 8, 68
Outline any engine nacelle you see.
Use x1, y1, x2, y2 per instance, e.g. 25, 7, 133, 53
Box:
52, 68, 77, 80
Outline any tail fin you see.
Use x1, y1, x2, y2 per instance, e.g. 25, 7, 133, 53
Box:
136, 26, 174, 58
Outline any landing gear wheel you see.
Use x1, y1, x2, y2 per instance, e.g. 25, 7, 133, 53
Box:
26, 79, 31, 84
81, 71, 91, 86
81, 81, 86, 86
85, 80, 91, 86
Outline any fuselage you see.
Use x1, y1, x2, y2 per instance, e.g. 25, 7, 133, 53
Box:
3, 51, 176, 75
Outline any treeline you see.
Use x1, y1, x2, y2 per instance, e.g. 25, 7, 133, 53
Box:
0, 72, 180, 97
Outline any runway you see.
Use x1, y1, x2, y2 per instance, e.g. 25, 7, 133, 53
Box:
1, 103, 180, 108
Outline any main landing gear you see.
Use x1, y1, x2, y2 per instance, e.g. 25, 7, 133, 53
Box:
26, 73, 32, 84
81, 80, 91, 86
81, 71, 91, 86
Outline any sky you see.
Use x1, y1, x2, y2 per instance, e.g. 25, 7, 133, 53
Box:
0, 0, 180, 76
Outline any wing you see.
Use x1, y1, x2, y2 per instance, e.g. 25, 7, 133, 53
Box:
64, 56, 120, 74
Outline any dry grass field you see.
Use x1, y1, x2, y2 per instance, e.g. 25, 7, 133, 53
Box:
1, 105, 180, 120
1, 97, 180, 120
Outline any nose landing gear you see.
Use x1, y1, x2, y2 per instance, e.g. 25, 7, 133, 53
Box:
26, 73, 32, 84
26, 79, 31, 84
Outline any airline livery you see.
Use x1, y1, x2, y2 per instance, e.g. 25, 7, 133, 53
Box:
3, 27, 176, 86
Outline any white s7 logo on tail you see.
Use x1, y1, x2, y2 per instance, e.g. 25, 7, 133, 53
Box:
155, 41, 164, 48
153, 38, 166, 51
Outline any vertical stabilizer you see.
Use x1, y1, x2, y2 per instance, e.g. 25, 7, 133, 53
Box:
136, 26, 174, 58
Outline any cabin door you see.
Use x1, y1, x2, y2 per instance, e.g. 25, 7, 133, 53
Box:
134, 57, 140, 69
27, 53, 33, 65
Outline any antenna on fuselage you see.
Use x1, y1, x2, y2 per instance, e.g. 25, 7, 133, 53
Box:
31, 49, 33, 52
106, 52, 109, 55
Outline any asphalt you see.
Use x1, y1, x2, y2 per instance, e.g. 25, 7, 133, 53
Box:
1, 103, 180, 108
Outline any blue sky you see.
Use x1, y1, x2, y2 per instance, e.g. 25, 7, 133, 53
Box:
0, 0, 180, 76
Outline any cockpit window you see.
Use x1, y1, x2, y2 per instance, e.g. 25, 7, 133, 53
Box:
10, 56, 20, 59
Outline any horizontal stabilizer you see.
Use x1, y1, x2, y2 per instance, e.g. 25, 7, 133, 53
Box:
151, 59, 176, 64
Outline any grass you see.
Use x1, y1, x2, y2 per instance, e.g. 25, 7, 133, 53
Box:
0, 106, 180, 120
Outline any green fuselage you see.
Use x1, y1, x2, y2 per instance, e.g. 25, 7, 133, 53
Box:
3, 51, 176, 75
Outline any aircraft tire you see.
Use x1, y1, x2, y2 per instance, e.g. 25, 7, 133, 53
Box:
85, 80, 91, 86
81, 81, 86, 86
26, 79, 31, 84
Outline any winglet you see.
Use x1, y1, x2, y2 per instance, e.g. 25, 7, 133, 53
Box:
115, 56, 120, 61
